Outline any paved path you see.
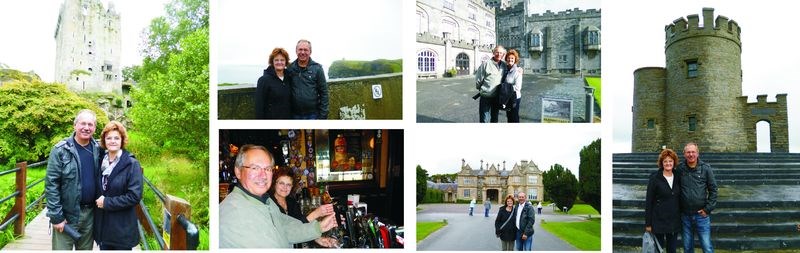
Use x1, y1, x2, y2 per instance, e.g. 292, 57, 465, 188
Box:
417, 203, 581, 251
416, 74, 594, 123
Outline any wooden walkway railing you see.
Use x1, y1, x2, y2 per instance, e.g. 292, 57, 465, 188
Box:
0, 161, 198, 250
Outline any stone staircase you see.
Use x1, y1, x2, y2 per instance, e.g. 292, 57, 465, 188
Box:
612, 152, 800, 251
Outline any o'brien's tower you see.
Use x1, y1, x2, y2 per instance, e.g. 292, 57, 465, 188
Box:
54, 0, 122, 93
632, 8, 789, 152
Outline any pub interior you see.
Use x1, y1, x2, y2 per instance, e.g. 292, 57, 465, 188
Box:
218, 129, 404, 248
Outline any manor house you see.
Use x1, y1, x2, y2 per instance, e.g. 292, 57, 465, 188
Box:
456, 159, 544, 204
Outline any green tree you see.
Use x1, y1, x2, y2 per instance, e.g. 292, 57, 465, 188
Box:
130, 0, 208, 161
542, 164, 579, 212
0, 80, 108, 166
429, 173, 456, 183
417, 165, 429, 205
122, 65, 142, 83
579, 138, 601, 214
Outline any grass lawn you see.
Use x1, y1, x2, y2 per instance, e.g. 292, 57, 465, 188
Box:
417, 220, 447, 243
585, 77, 602, 106
541, 218, 601, 250
564, 204, 600, 215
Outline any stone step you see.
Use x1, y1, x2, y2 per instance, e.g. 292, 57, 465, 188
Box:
612, 170, 800, 180
613, 208, 800, 222
613, 162, 800, 169
612, 232, 800, 250
613, 178, 800, 185
613, 200, 800, 209
612, 167, 800, 174
613, 152, 800, 159
614, 219, 800, 234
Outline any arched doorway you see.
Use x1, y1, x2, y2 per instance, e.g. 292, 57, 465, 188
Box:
456, 53, 470, 75
485, 189, 499, 203
756, 121, 771, 152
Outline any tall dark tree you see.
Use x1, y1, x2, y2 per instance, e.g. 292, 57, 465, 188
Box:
579, 138, 601, 213
542, 164, 578, 212
417, 165, 429, 204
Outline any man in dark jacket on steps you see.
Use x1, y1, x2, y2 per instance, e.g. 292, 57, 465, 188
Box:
677, 142, 717, 253
288, 39, 328, 120
515, 192, 535, 251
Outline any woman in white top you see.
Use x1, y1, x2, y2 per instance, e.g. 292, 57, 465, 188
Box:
503, 49, 523, 123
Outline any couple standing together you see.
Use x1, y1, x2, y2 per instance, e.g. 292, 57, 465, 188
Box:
45, 109, 143, 250
646, 142, 718, 253
495, 192, 535, 251
255, 39, 329, 120
475, 45, 523, 123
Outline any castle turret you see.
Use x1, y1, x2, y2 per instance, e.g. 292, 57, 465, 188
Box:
632, 67, 667, 152
663, 8, 746, 152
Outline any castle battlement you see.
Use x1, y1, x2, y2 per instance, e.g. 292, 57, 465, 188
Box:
741, 93, 788, 105
665, 8, 740, 48
529, 8, 601, 20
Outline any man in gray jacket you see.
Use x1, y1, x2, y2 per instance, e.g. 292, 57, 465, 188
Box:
475, 45, 506, 123
45, 109, 101, 250
515, 192, 535, 251
677, 142, 717, 253
289, 39, 329, 119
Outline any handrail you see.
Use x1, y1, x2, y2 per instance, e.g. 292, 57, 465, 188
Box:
0, 213, 19, 231
0, 167, 20, 177
143, 177, 166, 205
0, 191, 20, 206
138, 223, 149, 251
177, 214, 199, 250
25, 194, 45, 212
138, 199, 167, 250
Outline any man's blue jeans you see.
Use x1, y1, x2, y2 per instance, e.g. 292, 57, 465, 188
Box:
293, 113, 318, 120
469, 207, 473, 216
681, 213, 713, 253
484, 208, 489, 217
515, 230, 532, 251
479, 96, 498, 123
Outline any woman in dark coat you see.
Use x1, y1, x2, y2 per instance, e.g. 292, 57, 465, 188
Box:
93, 121, 143, 250
495, 194, 518, 251
255, 47, 293, 119
645, 148, 682, 253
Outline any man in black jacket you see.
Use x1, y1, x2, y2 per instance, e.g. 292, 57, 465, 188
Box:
45, 109, 101, 250
288, 39, 329, 119
514, 192, 535, 251
677, 142, 717, 253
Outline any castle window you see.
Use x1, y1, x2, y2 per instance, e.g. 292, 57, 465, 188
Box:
528, 189, 538, 201
513, 177, 520, 183
463, 189, 471, 198
688, 116, 697, 131
485, 13, 493, 27
587, 31, 600, 45
687, 60, 698, 78
105, 74, 113, 81
531, 33, 541, 47
443, 0, 454, 11
528, 175, 537, 184
647, 119, 655, 129
558, 55, 568, 63
468, 5, 477, 20
88, 67, 92, 72
417, 50, 436, 73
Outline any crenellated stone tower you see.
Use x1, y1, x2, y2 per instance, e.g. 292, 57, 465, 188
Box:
632, 8, 789, 152
54, 0, 122, 94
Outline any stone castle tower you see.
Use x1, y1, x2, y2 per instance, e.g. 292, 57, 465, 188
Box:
632, 8, 789, 152
54, 0, 122, 94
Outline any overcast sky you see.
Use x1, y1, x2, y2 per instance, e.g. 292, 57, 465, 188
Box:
0, 0, 169, 82
414, 124, 600, 177
215, 0, 402, 81
606, 1, 800, 153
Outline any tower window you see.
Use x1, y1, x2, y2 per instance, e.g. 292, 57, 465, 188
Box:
688, 116, 697, 131
687, 60, 698, 78
647, 119, 655, 129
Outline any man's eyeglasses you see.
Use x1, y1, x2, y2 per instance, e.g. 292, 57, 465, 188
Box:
243, 165, 273, 173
